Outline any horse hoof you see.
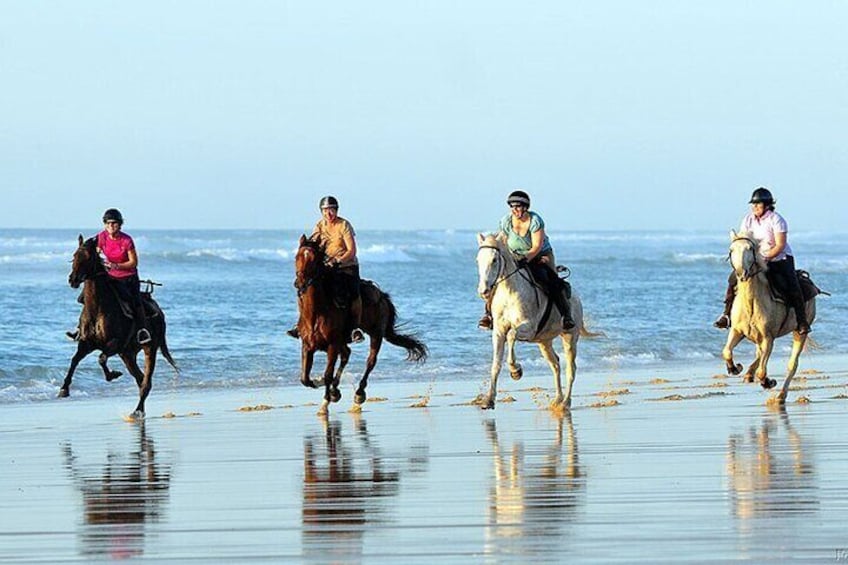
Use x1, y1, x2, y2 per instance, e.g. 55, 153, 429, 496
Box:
727, 363, 743, 376
355, 391, 367, 405
106, 371, 122, 382
57, 388, 69, 398
510, 366, 523, 381
761, 378, 777, 390
123, 410, 145, 423
300, 379, 318, 389
330, 388, 342, 403
479, 399, 495, 410
743, 374, 755, 383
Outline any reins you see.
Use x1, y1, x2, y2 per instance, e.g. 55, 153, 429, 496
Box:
478, 244, 534, 293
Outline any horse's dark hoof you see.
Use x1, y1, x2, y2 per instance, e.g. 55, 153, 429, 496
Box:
330, 388, 342, 403
58, 388, 69, 398
743, 374, 755, 383
761, 378, 777, 390
301, 379, 318, 389
510, 366, 523, 381
106, 371, 122, 382
727, 363, 743, 376
355, 391, 366, 405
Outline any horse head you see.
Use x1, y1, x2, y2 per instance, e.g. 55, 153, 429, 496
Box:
69, 235, 104, 288
294, 234, 325, 295
729, 230, 766, 282
476, 233, 514, 298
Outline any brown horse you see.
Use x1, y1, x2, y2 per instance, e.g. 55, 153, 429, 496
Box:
293, 235, 427, 415
60, 235, 178, 419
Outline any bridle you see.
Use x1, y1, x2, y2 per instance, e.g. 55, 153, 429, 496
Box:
478, 244, 531, 296
294, 244, 323, 296
730, 235, 764, 281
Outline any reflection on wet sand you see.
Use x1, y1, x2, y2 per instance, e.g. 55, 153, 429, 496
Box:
727, 409, 818, 536
61, 423, 172, 559
484, 414, 585, 559
301, 415, 403, 561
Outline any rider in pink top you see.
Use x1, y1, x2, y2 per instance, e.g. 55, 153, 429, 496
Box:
714, 188, 809, 334
67, 208, 151, 344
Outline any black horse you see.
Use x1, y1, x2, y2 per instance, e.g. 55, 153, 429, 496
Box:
60, 235, 178, 419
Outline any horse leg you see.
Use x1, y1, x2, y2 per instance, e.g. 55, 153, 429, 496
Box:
319, 346, 340, 416
355, 336, 383, 405
506, 329, 523, 381
722, 329, 745, 376
755, 338, 777, 391
538, 340, 563, 409
743, 348, 761, 384
96, 338, 124, 382
334, 344, 350, 386
300, 345, 317, 388
561, 333, 577, 408
59, 343, 93, 398
120, 351, 152, 419
482, 330, 507, 410
775, 333, 807, 403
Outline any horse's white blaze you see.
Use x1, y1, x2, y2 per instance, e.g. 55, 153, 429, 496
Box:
475, 234, 584, 409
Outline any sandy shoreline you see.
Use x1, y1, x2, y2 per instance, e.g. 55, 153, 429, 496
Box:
2, 355, 848, 563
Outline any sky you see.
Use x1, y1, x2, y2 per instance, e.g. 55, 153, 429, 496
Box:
1, 1, 845, 232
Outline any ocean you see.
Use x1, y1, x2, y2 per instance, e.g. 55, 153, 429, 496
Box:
1, 228, 846, 404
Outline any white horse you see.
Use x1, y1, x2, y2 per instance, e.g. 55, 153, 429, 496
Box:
721, 230, 817, 404
476, 233, 590, 410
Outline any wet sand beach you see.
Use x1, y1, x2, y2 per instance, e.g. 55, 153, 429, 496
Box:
3, 358, 848, 563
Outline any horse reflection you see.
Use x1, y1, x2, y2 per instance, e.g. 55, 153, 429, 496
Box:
726, 409, 818, 534
62, 423, 172, 559
484, 414, 585, 558
301, 417, 402, 560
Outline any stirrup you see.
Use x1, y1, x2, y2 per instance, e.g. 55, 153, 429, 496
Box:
713, 314, 730, 330
351, 329, 365, 343
137, 329, 152, 345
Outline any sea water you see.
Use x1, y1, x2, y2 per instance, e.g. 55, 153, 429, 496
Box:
1, 228, 846, 403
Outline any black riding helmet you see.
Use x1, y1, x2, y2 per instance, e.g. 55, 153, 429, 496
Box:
749, 187, 775, 206
102, 208, 124, 224
319, 196, 339, 210
507, 190, 531, 208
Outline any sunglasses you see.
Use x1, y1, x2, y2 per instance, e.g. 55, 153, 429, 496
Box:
509, 204, 527, 209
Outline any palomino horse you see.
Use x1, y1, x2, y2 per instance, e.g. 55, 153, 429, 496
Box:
294, 235, 427, 415
60, 235, 178, 419
476, 233, 590, 410
721, 230, 817, 404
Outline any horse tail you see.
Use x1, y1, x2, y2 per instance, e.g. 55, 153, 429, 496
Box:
579, 325, 605, 339
382, 293, 428, 363
157, 320, 180, 374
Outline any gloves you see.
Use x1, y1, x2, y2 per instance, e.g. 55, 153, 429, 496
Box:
515, 257, 529, 269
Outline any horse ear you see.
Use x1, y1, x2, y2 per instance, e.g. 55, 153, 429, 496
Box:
299, 234, 307, 246
476, 232, 485, 245
78, 234, 84, 246
729, 229, 737, 241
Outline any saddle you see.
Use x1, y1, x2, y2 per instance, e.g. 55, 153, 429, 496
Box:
767, 269, 824, 304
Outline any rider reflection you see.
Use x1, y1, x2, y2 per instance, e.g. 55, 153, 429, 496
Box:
726, 409, 818, 534
483, 414, 585, 557
61, 423, 172, 559
301, 416, 402, 560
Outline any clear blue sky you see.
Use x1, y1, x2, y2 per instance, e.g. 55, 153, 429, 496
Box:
1, 1, 845, 232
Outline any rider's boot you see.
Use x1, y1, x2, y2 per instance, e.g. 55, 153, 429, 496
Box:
794, 303, 811, 335
286, 325, 300, 339
66, 328, 80, 341
478, 296, 493, 330
713, 299, 733, 329
552, 287, 575, 331
350, 296, 364, 343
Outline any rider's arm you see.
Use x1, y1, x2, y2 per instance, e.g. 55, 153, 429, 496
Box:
106, 248, 139, 271
526, 228, 545, 261
336, 231, 357, 264
763, 231, 786, 260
